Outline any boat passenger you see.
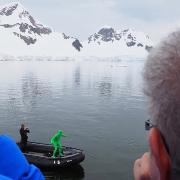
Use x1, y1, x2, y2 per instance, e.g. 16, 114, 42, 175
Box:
50, 130, 66, 158
0, 135, 44, 179
19, 124, 30, 151
133, 30, 180, 179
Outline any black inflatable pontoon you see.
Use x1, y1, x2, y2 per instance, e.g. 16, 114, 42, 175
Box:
17, 141, 85, 169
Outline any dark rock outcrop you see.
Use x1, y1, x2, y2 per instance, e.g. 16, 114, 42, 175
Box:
62, 33, 70, 39
98, 28, 115, 42
72, 39, 83, 51
13, 32, 36, 45
137, 43, 143, 47
145, 45, 153, 52
0, 3, 18, 16
126, 41, 136, 47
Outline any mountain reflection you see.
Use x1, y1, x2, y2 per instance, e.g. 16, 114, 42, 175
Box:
96, 77, 112, 96
74, 65, 81, 87
21, 73, 51, 109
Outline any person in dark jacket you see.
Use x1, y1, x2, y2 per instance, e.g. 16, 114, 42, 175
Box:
19, 124, 30, 151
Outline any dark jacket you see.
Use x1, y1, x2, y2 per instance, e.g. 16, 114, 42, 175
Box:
20, 128, 30, 144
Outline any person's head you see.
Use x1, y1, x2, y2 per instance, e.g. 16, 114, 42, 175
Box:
57, 130, 62, 135
21, 124, 25, 129
57, 130, 65, 137
144, 29, 180, 178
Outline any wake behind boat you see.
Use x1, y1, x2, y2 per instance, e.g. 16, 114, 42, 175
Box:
17, 141, 85, 169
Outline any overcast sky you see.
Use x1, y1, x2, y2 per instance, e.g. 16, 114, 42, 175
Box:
0, 0, 180, 43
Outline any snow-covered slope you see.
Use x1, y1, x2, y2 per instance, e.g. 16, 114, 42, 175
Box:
82, 27, 153, 58
0, 2, 153, 59
0, 2, 83, 57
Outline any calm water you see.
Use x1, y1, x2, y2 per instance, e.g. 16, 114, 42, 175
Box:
0, 60, 148, 180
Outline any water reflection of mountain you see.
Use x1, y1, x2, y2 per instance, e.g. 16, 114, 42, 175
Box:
5, 72, 52, 127
74, 65, 81, 87
95, 77, 112, 96
21, 73, 51, 109
43, 165, 85, 180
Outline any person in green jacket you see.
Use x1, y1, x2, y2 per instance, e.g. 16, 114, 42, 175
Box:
50, 130, 66, 158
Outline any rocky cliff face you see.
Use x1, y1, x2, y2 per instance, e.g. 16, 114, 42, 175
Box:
87, 27, 152, 51
0, 2, 82, 56
81, 27, 153, 57
0, 2, 52, 45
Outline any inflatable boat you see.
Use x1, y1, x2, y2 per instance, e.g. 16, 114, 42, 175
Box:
17, 141, 85, 169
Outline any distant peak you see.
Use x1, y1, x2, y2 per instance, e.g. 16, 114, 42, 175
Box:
98, 27, 115, 36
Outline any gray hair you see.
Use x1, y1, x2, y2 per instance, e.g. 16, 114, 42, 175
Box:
144, 30, 180, 173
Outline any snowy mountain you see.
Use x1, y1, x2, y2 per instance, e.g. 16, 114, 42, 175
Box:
82, 26, 153, 58
0, 2, 153, 59
0, 2, 83, 57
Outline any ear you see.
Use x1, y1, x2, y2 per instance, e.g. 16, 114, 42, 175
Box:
149, 128, 171, 180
